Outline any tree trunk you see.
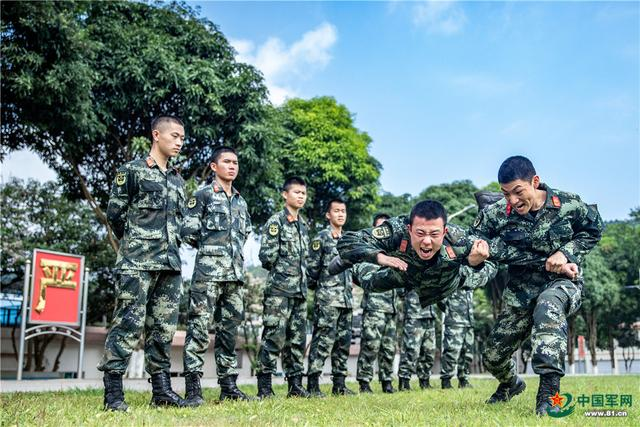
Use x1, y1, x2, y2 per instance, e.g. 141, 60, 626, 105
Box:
53, 336, 67, 372
607, 324, 617, 372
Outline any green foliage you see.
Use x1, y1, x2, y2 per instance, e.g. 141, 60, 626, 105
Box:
0, 178, 116, 324
1, 1, 281, 229
582, 247, 621, 314
278, 97, 381, 232
417, 180, 479, 227
376, 192, 415, 218
2, 376, 639, 426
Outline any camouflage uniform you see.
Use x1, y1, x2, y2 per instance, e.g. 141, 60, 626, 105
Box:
307, 227, 353, 377
440, 266, 486, 382
256, 208, 309, 378
98, 157, 185, 375
338, 217, 500, 308
356, 267, 399, 383
181, 182, 251, 379
471, 184, 603, 383
397, 290, 436, 381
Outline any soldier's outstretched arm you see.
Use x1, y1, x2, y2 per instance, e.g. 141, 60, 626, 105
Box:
181, 190, 206, 248
353, 263, 406, 293
259, 218, 280, 270
459, 261, 498, 290
106, 166, 134, 240
556, 202, 603, 265
337, 221, 398, 265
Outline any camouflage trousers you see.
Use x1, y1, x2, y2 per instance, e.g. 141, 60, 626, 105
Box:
440, 325, 474, 380
98, 270, 181, 375
307, 305, 353, 377
357, 310, 397, 382
398, 318, 436, 380
256, 295, 307, 378
483, 279, 582, 384
182, 281, 244, 379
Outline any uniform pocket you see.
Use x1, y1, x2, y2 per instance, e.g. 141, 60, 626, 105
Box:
138, 181, 165, 209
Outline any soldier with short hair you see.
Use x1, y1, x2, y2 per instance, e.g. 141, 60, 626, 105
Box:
471, 155, 603, 416
306, 198, 355, 397
99, 115, 187, 411
356, 213, 399, 394
181, 146, 252, 406
440, 265, 491, 389
256, 177, 311, 398
397, 291, 436, 391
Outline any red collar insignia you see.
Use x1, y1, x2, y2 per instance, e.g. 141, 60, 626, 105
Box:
287, 214, 296, 223
213, 183, 220, 192
445, 246, 456, 259
552, 196, 561, 208
399, 239, 408, 253
145, 157, 155, 168
506, 203, 512, 216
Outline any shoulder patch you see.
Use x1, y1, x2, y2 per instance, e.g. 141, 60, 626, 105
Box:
312, 240, 321, 251
115, 172, 126, 186
187, 197, 197, 209
445, 246, 456, 260
268, 223, 279, 236
372, 225, 392, 239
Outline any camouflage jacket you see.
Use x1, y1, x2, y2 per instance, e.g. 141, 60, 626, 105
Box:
337, 216, 497, 308
360, 271, 399, 314
107, 157, 185, 271
443, 287, 474, 327
308, 227, 353, 308
181, 181, 251, 283
403, 289, 435, 319
259, 208, 310, 298
471, 183, 603, 307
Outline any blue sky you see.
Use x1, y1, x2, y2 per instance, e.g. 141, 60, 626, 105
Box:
194, 0, 639, 221
2, 1, 638, 221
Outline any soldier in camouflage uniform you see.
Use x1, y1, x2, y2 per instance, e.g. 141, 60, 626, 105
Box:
180, 146, 252, 405
440, 265, 493, 389
356, 214, 399, 394
306, 199, 355, 397
470, 156, 603, 416
397, 290, 436, 391
256, 177, 311, 399
98, 116, 187, 411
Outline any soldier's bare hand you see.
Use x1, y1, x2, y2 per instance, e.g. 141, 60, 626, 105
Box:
376, 253, 408, 271
467, 239, 489, 266
559, 263, 580, 280
545, 251, 568, 274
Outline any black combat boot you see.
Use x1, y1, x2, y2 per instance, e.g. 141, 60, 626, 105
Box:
441, 377, 453, 389
327, 256, 353, 275
535, 373, 561, 416
419, 378, 431, 389
332, 375, 356, 396
150, 372, 186, 407
183, 372, 204, 407
398, 377, 411, 391
486, 376, 526, 404
256, 373, 275, 399
219, 375, 252, 401
359, 380, 373, 394
307, 373, 326, 398
381, 380, 395, 394
103, 372, 129, 412
458, 378, 473, 389
287, 375, 311, 398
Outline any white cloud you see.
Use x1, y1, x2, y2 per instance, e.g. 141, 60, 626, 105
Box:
413, 1, 467, 35
230, 22, 338, 105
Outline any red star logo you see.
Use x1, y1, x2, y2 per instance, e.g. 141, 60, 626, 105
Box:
549, 392, 565, 407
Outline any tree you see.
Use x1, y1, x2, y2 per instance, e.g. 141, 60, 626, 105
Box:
1, 1, 281, 251
580, 247, 620, 374
0, 178, 115, 371
278, 97, 381, 232
376, 191, 415, 218
417, 180, 479, 227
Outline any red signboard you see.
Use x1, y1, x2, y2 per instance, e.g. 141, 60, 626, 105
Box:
28, 249, 85, 326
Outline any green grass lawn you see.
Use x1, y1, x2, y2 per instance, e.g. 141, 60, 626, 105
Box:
1, 375, 638, 426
